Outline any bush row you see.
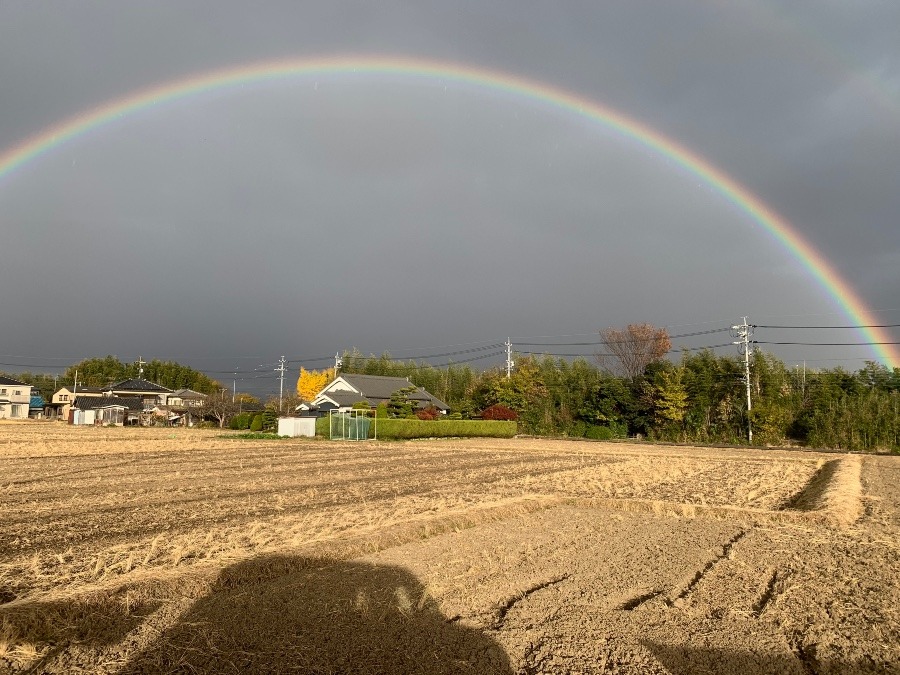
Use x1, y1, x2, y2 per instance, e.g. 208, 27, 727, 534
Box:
313, 416, 516, 439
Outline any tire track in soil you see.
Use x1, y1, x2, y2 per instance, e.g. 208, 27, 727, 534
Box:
617, 588, 665, 611
751, 568, 781, 618
491, 574, 570, 630
665, 528, 747, 607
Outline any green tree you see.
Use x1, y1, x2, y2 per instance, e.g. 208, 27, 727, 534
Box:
387, 386, 419, 418
646, 366, 689, 439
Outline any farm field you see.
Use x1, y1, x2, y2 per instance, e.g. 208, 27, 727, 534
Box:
0, 422, 898, 674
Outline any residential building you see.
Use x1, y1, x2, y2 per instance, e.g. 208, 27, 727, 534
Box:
103, 379, 173, 410
71, 395, 143, 426
167, 389, 207, 408
50, 386, 104, 421
311, 374, 449, 413
0, 376, 32, 419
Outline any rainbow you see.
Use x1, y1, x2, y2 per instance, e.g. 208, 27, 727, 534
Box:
1, 54, 895, 367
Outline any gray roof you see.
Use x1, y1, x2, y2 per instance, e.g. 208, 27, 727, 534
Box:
108, 378, 172, 393
74, 395, 143, 410
172, 388, 206, 398
70, 386, 105, 394
0, 375, 28, 386
326, 374, 450, 410
317, 390, 373, 408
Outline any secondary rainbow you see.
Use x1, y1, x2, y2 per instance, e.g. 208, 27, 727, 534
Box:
1, 54, 895, 367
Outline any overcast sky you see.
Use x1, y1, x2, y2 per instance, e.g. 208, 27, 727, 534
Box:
1, 1, 898, 396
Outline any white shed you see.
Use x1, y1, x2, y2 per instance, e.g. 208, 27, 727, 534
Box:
277, 417, 316, 438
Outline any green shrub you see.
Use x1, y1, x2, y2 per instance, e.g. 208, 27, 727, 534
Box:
371, 419, 516, 439
447, 412, 463, 420
315, 416, 515, 439
567, 420, 588, 437
250, 414, 263, 432
375, 403, 389, 418
262, 410, 277, 431
584, 424, 616, 440
230, 412, 252, 430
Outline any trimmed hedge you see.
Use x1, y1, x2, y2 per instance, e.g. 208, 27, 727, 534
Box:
315, 416, 516, 439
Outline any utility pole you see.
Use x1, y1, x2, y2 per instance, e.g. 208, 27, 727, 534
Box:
505, 338, 514, 379
275, 356, 287, 412
136, 356, 146, 378
334, 351, 343, 374
731, 317, 753, 444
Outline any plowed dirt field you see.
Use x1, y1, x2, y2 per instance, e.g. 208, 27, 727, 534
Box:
1, 422, 897, 674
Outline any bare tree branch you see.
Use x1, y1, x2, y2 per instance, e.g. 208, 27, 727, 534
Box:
597, 323, 671, 379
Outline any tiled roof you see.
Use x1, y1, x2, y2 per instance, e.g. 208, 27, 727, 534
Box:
74, 395, 144, 411
322, 374, 449, 410
172, 388, 206, 398
108, 379, 172, 393
0, 375, 28, 386
317, 391, 371, 407
70, 386, 105, 394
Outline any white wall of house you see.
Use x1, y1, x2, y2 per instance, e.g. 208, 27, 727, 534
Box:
324, 378, 357, 394
0, 384, 32, 419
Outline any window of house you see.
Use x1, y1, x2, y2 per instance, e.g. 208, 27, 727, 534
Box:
11, 404, 24, 417
0, 389, 6, 395
14, 390, 21, 395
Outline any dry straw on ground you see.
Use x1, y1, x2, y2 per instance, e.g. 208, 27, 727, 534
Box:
0, 422, 895, 674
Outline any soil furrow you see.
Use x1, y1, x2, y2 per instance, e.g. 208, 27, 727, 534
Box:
667, 529, 747, 605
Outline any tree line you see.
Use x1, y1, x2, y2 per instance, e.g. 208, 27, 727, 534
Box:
339, 327, 900, 452
5, 336, 898, 451
2, 356, 221, 400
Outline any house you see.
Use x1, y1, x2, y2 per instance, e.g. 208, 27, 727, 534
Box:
155, 389, 207, 426
49, 386, 104, 421
72, 395, 143, 426
0, 376, 32, 420
167, 388, 207, 408
103, 379, 172, 410
310, 374, 449, 413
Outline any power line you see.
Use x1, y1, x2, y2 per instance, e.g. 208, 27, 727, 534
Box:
755, 341, 900, 346
336, 344, 504, 362
755, 324, 900, 329
517, 343, 734, 358
515, 327, 729, 347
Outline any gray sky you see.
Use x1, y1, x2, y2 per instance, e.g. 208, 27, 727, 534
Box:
1, 1, 899, 396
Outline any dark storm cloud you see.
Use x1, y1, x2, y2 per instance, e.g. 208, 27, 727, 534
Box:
1, 1, 898, 394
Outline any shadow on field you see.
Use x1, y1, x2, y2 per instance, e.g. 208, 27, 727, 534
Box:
645, 640, 881, 675
119, 555, 512, 675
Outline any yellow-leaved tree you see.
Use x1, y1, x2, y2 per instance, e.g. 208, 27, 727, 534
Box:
296, 367, 334, 402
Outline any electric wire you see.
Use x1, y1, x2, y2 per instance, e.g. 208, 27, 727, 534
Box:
755, 324, 900, 329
